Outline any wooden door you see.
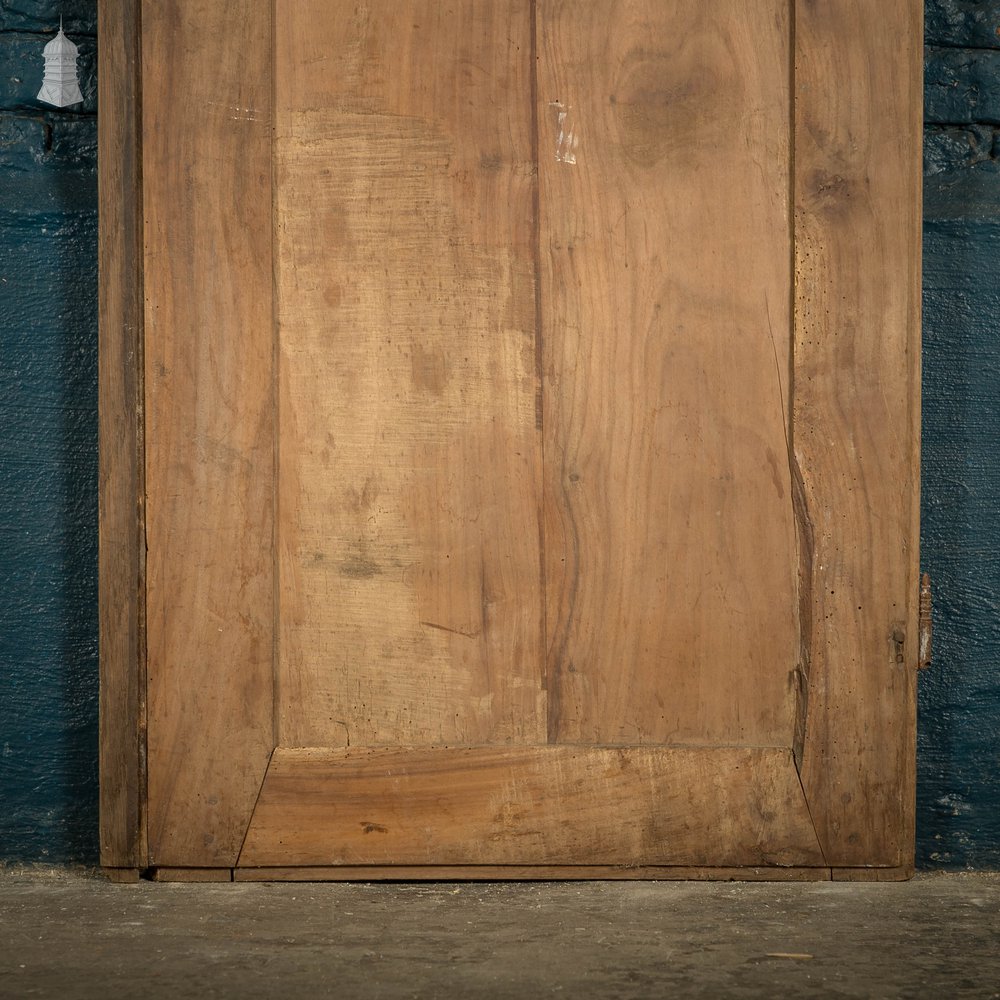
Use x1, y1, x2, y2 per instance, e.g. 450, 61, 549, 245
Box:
99, 0, 922, 881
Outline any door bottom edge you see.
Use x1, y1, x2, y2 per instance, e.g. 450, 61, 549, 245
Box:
134, 863, 915, 883
232, 864, 832, 882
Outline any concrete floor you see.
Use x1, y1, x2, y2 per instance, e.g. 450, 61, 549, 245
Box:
0, 868, 997, 999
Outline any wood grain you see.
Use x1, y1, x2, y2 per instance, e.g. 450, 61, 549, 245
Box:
234, 866, 830, 882
102, 868, 142, 884
142, 0, 274, 866
153, 865, 913, 883
238, 746, 824, 868
98, 0, 146, 869
149, 867, 233, 883
274, 2, 544, 747
111, 0, 922, 876
793, 0, 922, 867
537, 0, 800, 746
830, 866, 915, 883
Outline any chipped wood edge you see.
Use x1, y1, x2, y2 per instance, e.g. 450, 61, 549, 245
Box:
98, 0, 148, 870
919, 573, 932, 670
831, 865, 915, 883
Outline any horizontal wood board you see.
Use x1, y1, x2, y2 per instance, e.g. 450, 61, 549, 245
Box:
234, 866, 831, 882
238, 746, 825, 868
141, 865, 910, 882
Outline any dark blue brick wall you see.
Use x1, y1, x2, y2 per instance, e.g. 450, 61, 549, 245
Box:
921, 1, 1000, 869
0, 2, 998, 867
0, 0, 98, 861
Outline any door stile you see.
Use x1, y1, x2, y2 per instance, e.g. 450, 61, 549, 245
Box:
269, 0, 281, 757
98, 0, 148, 871
529, 0, 548, 709
792, 0, 922, 869
787, 0, 811, 774
141, 0, 276, 867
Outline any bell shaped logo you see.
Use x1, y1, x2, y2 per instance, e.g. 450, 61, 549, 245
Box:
38, 19, 83, 108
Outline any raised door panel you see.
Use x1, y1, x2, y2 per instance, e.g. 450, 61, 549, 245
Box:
275, 1, 545, 750
538, 0, 799, 748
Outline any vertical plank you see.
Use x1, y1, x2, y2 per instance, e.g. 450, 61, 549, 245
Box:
142, 0, 274, 865
794, 0, 922, 866
538, 0, 800, 746
274, 2, 544, 747
98, 0, 146, 869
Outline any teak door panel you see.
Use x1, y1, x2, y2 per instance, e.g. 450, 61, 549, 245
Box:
539, 1, 804, 750
276, 2, 545, 750
99, 0, 922, 879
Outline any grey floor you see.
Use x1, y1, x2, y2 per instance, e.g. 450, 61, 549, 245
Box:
0, 868, 998, 999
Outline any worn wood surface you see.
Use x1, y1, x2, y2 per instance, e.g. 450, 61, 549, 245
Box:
537, 0, 800, 746
919, 572, 933, 670
830, 866, 916, 883
162, 864, 913, 882
149, 868, 234, 883
97, 0, 146, 869
142, 0, 275, 867
238, 746, 824, 868
106, 0, 922, 875
793, 0, 922, 867
273, 1, 544, 748
102, 868, 142, 884
233, 866, 830, 882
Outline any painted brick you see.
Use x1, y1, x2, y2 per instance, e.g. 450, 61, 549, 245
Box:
0, 111, 96, 170
0, 0, 95, 36
0, 29, 96, 114
0, 206, 99, 862
924, 124, 999, 175
926, 0, 1000, 49
0, 0, 97, 863
926, 46, 1000, 124
919, 212, 1000, 869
